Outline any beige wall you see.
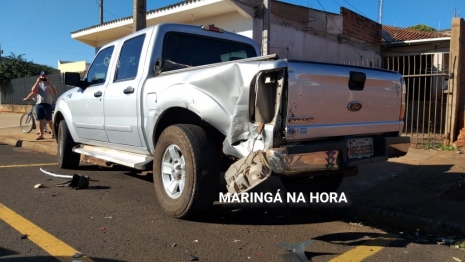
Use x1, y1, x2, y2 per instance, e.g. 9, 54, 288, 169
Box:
58, 60, 87, 73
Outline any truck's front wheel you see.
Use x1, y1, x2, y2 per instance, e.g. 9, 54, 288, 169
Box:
153, 124, 218, 219
57, 120, 80, 169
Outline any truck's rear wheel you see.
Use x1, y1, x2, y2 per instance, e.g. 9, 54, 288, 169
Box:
153, 124, 218, 219
57, 120, 80, 169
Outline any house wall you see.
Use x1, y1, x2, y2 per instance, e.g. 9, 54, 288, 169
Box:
190, 11, 254, 39
58, 60, 88, 73
252, 15, 380, 64
340, 7, 381, 48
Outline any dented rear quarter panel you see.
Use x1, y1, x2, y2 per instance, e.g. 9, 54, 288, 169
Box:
142, 59, 288, 155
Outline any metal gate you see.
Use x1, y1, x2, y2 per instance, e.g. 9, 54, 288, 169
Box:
383, 53, 452, 148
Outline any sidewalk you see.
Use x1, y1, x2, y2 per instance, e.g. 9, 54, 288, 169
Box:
0, 112, 464, 238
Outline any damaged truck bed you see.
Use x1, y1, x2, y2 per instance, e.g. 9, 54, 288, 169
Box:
55, 23, 409, 218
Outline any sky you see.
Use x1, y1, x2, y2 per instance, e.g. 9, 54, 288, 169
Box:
0, 0, 463, 68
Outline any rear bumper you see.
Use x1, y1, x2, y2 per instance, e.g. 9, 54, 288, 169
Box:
266, 136, 410, 175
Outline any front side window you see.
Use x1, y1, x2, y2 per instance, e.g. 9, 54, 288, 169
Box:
162, 33, 257, 68
115, 34, 146, 81
86, 46, 114, 86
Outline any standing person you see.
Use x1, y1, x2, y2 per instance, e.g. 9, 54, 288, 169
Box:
24, 71, 57, 140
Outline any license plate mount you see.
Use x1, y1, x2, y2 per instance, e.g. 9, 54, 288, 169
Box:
347, 138, 373, 159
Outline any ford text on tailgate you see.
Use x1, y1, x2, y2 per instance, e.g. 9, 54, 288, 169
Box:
54, 23, 410, 219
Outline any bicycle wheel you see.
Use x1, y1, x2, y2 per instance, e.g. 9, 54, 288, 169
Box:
20, 113, 34, 133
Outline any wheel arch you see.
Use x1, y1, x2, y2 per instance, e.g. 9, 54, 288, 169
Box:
152, 107, 225, 155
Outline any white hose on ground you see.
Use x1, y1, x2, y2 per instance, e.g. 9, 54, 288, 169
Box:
39, 168, 73, 179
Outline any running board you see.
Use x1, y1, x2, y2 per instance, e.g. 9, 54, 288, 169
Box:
73, 145, 153, 170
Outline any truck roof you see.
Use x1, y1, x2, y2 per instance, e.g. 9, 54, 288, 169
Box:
98, 23, 259, 55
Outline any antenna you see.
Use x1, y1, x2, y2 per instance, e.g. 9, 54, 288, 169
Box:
378, 0, 383, 24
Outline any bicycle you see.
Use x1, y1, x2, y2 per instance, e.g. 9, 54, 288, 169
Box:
20, 99, 51, 134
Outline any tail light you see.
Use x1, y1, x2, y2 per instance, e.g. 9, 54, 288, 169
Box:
399, 78, 406, 121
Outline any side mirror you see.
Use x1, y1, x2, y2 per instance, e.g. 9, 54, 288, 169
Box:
64, 72, 88, 89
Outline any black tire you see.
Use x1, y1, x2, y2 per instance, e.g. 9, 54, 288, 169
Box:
153, 124, 218, 219
57, 120, 80, 169
20, 113, 34, 133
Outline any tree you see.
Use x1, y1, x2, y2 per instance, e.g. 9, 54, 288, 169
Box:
0, 52, 57, 85
407, 24, 437, 32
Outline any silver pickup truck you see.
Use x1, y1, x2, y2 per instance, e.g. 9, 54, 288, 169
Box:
55, 23, 409, 218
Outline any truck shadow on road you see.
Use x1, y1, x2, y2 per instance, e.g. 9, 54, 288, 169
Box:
187, 160, 465, 238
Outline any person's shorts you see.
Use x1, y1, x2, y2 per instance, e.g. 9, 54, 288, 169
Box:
36, 103, 53, 121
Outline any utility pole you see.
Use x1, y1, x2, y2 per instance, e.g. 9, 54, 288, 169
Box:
262, 0, 270, 56
99, 0, 103, 24
133, 0, 146, 32
378, 0, 383, 24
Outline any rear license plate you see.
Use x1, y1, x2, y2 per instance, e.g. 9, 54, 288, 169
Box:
347, 138, 373, 159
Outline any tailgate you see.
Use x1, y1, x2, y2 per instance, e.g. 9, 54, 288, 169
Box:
285, 61, 403, 141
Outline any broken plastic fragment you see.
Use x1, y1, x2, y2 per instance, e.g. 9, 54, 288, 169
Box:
188, 255, 198, 261
277, 240, 314, 262
40, 168, 73, 179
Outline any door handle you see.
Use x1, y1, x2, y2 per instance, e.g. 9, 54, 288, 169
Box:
123, 87, 135, 94
94, 91, 102, 97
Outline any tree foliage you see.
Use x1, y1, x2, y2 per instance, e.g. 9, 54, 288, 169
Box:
407, 24, 437, 32
0, 52, 57, 85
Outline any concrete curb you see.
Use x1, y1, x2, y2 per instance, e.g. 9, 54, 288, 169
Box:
321, 206, 465, 238
0, 136, 106, 165
0, 137, 57, 155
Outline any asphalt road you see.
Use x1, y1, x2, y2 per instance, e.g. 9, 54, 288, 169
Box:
0, 143, 463, 262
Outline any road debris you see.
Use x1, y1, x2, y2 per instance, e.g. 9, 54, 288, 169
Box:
172, 243, 177, 248
188, 254, 198, 261
40, 168, 90, 189
453, 257, 463, 262
20, 234, 28, 239
40, 168, 73, 179
34, 183, 44, 188
277, 240, 314, 262
73, 253, 83, 258
232, 239, 241, 243
193, 240, 198, 243
104, 216, 112, 219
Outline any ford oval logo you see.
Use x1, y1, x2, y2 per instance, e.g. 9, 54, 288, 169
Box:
347, 102, 362, 112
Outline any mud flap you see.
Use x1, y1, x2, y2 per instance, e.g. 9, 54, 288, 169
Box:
224, 150, 271, 194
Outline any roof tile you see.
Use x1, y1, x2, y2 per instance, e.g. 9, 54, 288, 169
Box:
382, 25, 449, 42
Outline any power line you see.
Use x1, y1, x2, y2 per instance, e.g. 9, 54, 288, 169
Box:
315, 0, 363, 59
342, 0, 367, 17
17, 0, 52, 35
2, 45, 94, 56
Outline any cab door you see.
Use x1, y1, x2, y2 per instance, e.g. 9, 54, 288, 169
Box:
103, 34, 146, 147
68, 46, 115, 142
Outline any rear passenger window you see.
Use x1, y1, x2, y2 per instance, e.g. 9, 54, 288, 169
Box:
115, 34, 146, 81
162, 33, 257, 67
